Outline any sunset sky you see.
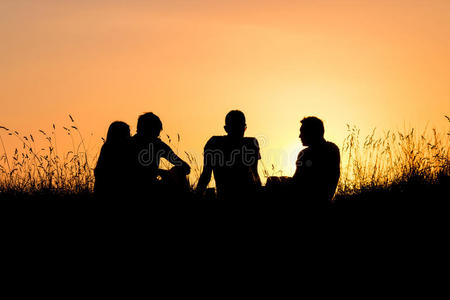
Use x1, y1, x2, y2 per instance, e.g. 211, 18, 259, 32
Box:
1, 0, 449, 176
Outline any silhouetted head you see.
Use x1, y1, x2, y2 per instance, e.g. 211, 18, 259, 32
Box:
300, 116, 325, 146
224, 110, 246, 138
106, 121, 130, 143
137, 112, 163, 138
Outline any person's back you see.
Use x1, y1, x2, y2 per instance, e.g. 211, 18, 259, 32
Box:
94, 121, 132, 199
292, 140, 340, 203
196, 110, 261, 200
291, 117, 340, 205
204, 135, 260, 199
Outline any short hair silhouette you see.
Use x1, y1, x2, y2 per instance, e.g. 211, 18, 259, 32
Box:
300, 116, 324, 137
137, 112, 163, 137
225, 110, 246, 126
224, 110, 246, 137
106, 121, 130, 143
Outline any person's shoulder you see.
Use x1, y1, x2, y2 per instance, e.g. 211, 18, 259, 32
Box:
155, 138, 172, 151
324, 141, 340, 159
99, 141, 109, 150
205, 136, 224, 148
130, 134, 141, 145
131, 135, 169, 149
130, 135, 145, 150
243, 137, 260, 148
298, 146, 310, 157
243, 137, 258, 143
325, 141, 339, 152
154, 137, 167, 145
99, 141, 116, 152
208, 135, 224, 142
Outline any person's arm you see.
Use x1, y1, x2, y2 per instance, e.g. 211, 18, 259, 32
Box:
161, 142, 190, 175
252, 138, 262, 187
251, 163, 261, 187
168, 152, 190, 175
196, 165, 212, 196
291, 149, 307, 184
329, 145, 341, 200
196, 140, 213, 196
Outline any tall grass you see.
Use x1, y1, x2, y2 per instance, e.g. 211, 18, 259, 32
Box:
337, 117, 450, 196
0, 115, 94, 195
0, 115, 449, 198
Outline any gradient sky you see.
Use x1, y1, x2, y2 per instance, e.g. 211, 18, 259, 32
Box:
1, 0, 449, 176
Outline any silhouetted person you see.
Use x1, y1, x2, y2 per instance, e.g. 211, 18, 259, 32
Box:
291, 116, 340, 205
130, 112, 190, 199
94, 121, 132, 199
196, 110, 261, 200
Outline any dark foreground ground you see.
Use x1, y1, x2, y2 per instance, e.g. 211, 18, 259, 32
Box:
1, 179, 447, 224
1, 180, 447, 281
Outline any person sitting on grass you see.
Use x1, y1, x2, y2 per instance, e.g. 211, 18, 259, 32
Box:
196, 110, 261, 200
131, 112, 190, 199
94, 121, 133, 199
291, 116, 340, 205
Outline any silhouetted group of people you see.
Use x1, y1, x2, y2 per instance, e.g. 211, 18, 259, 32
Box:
94, 112, 191, 200
94, 111, 340, 204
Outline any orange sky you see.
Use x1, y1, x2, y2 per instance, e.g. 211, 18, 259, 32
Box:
1, 0, 449, 176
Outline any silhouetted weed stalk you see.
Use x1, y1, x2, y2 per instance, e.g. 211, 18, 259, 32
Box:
0, 115, 94, 195
0, 115, 449, 197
